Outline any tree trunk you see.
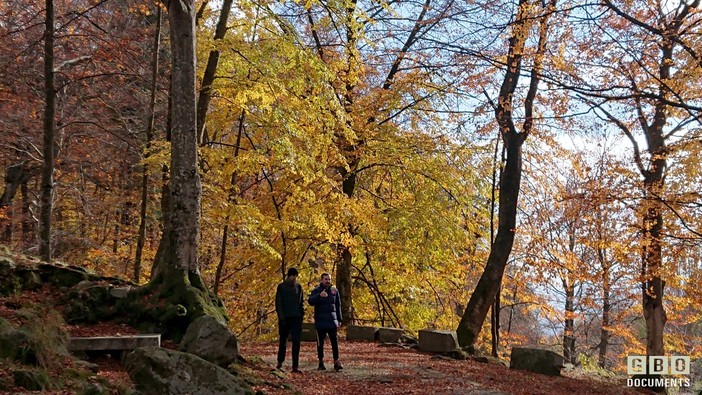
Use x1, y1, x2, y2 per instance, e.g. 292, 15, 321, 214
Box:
642, 180, 666, 359
213, 111, 244, 296
598, 260, 610, 369
457, 135, 523, 347
337, 244, 354, 325
134, 7, 162, 283
196, 0, 233, 144
638, 33, 672, 362
150, 70, 173, 280
457, 0, 554, 348
563, 279, 575, 365
39, 0, 56, 262
120, 0, 227, 343
336, 168, 357, 325
165, 0, 200, 276
21, 180, 31, 250
490, 132, 501, 358
490, 289, 500, 358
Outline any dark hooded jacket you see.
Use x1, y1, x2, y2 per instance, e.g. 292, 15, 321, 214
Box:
308, 283, 342, 329
275, 278, 304, 321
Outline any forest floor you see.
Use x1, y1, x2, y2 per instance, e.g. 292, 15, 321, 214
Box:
1, 284, 658, 395
238, 341, 652, 395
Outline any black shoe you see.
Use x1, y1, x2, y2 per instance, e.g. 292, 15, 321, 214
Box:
334, 360, 344, 371
292, 367, 303, 374
317, 362, 327, 370
275, 362, 283, 370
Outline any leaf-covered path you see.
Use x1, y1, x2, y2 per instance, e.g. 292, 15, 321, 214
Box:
240, 341, 647, 395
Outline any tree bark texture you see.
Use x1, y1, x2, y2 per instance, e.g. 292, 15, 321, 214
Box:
40, 0, 56, 262
166, 0, 201, 275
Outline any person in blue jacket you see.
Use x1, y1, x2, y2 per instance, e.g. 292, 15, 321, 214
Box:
308, 272, 344, 371
275, 267, 304, 373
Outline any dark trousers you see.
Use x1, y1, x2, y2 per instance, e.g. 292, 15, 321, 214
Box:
277, 317, 302, 368
316, 327, 339, 361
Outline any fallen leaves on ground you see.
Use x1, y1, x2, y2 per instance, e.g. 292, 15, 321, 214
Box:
240, 341, 654, 395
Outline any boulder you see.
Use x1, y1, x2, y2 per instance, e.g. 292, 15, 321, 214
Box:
509, 347, 564, 376
62, 283, 122, 324
16, 268, 43, 291
346, 325, 378, 341
377, 327, 404, 343
179, 315, 238, 367
0, 259, 20, 296
418, 329, 459, 353
110, 287, 131, 298
125, 346, 253, 395
38, 263, 91, 287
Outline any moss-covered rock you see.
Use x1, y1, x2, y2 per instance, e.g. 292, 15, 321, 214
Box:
180, 315, 238, 367
0, 258, 21, 296
125, 346, 253, 395
62, 282, 125, 324
38, 263, 91, 287
16, 268, 43, 291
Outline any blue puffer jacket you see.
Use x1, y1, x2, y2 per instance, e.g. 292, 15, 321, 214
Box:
308, 284, 342, 330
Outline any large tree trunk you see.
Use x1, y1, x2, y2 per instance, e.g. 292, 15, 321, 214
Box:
119, 0, 227, 343
166, 0, 200, 276
39, 0, 56, 262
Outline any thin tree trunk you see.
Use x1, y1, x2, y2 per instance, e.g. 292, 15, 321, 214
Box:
113, 207, 120, 254
213, 110, 245, 296
638, 32, 672, 363
196, 0, 233, 144
457, 137, 523, 347
3, 205, 12, 243
563, 279, 575, 364
457, 0, 554, 348
336, 168, 357, 325
490, 129, 502, 358
598, 257, 610, 369
21, 181, 31, 250
151, 74, 173, 280
134, 7, 162, 283
39, 0, 56, 262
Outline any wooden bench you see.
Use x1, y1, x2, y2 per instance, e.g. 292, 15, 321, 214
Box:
68, 334, 161, 358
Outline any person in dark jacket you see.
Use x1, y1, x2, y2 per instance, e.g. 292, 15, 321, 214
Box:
308, 272, 344, 371
275, 267, 304, 373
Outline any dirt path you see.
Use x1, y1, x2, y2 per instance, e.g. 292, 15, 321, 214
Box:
240, 342, 646, 395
